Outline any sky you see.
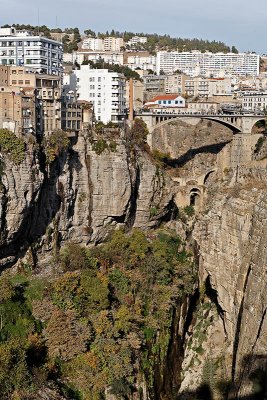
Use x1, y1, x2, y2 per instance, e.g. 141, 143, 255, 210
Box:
0, 0, 266, 54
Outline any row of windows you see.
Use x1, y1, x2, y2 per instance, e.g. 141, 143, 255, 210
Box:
158, 100, 184, 105
0, 41, 61, 49
11, 79, 31, 85
89, 77, 102, 82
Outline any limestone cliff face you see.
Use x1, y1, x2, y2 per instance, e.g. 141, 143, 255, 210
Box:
0, 131, 175, 267
192, 169, 267, 398
0, 144, 44, 266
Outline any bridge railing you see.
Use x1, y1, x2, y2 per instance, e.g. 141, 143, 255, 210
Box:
136, 110, 265, 117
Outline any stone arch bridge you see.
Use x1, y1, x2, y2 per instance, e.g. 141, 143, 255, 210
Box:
137, 112, 265, 134
136, 112, 266, 211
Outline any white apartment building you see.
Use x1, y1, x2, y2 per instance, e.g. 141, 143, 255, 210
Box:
73, 66, 126, 123
185, 77, 232, 98
103, 37, 124, 52
242, 92, 267, 112
127, 36, 147, 47
156, 51, 260, 77
126, 54, 156, 72
0, 27, 63, 75
81, 38, 104, 51
65, 50, 124, 66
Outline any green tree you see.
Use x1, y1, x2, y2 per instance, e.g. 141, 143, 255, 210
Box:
84, 29, 96, 37
43, 129, 69, 163
130, 118, 149, 147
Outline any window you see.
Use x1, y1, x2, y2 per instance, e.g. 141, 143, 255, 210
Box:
98, 77, 101, 82
12, 80, 17, 84
90, 85, 95, 89
18, 80, 23, 84
168, 100, 171, 104
25, 80, 30, 85
89, 77, 95, 82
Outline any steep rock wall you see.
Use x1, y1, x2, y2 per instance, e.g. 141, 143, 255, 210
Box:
192, 170, 267, 398
0, 132, 175, 267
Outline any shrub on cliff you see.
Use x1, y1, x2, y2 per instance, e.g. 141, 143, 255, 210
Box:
130, 118, 149, 147
0, 128, 25, 164
43, 129, 70, 163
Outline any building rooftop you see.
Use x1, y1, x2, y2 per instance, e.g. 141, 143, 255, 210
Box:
150, 94, 180, 102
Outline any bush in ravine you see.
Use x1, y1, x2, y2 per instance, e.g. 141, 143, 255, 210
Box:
0, 229, 197, 399
43, 129, 70, 163
130, 118, 149, 147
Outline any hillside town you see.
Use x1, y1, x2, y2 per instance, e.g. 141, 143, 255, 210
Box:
1, 14, 267, 400
0, 25, 266, 135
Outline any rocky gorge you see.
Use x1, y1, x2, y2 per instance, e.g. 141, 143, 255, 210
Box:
0, 118, 266, 399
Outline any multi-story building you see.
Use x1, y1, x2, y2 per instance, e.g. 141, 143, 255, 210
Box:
143, 74, 166, 100
0, 65, 61, 136
0, 85, 36, 135
0, 27, 63, 75
65, 50, 124, 66
61, 98, 94, 134
103, 37, 124, 52
125, 52, 156, 72
165, 73, 188, 94
81, 38, 104, 51
127, 36, 147, 47
156, 51, 260, 77
73, 66, 126, 123
185, 77, 231, 98
242, 92, 267, 112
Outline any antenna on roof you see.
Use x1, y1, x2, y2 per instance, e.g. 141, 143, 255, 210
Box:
37, 0, 40, 35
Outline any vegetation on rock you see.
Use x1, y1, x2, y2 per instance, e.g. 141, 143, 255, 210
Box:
43, 129, 70, 163
0, 228, 196, 399
0, 128, 25, 164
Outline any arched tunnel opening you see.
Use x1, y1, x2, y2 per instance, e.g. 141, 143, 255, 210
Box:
190, 188, 201, 208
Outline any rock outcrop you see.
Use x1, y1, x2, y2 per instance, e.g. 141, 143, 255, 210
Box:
190, 168, 267, 398
0, 130, 175, 267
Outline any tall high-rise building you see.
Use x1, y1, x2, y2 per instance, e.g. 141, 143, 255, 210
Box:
0, 27, 63, 76
103, 37, 124, 52
156, 51, 260, 77
72, 65, 126, 124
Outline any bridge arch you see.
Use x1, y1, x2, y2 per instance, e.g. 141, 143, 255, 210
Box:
152, 115, 242, 134
203, 169, 216, 185
250, 118, 266, 133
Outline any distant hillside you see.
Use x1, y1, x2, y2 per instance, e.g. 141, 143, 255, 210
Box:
95, 29, 238, 53
1, 24, 238, 54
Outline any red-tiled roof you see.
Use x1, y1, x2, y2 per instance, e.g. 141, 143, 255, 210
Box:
151, 94, 180, 102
